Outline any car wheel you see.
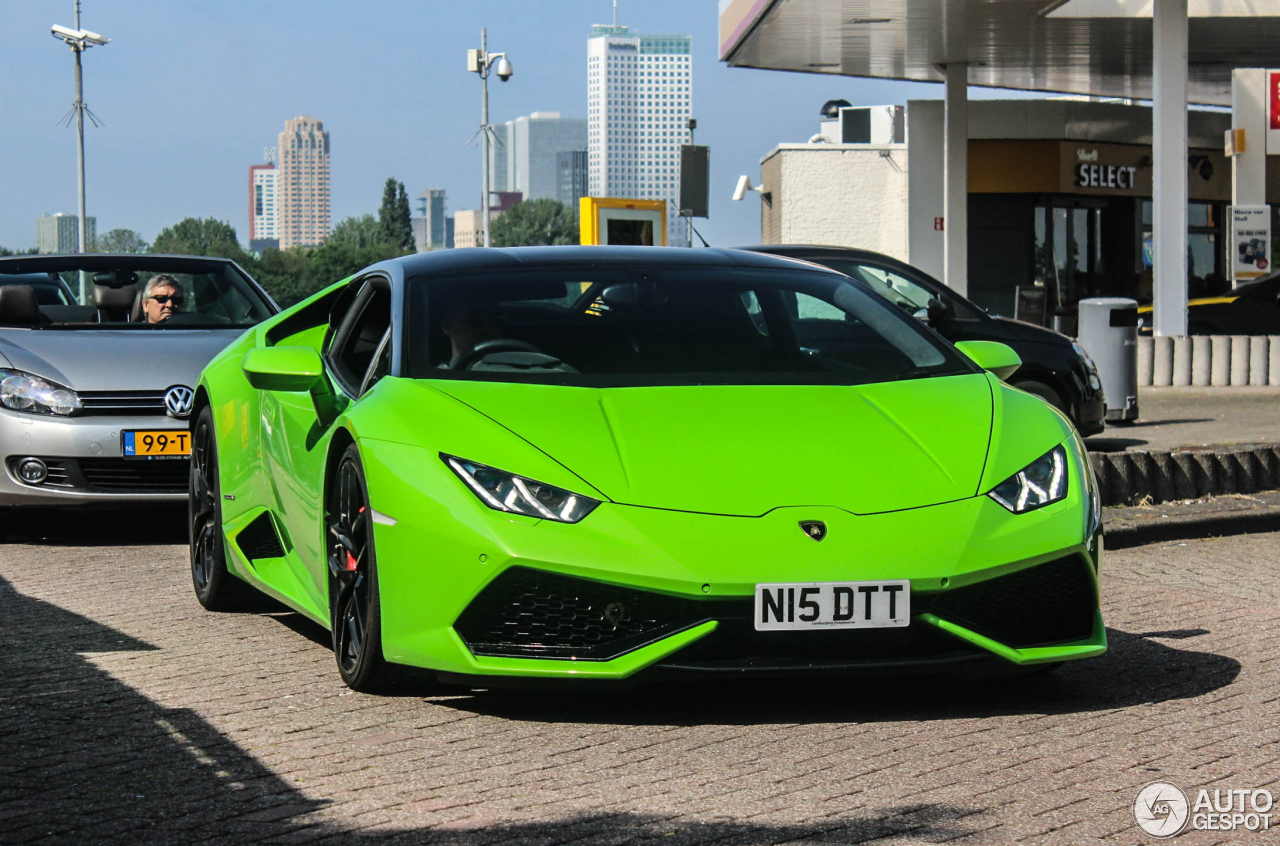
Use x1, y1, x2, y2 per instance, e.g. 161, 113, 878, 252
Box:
327, 444, 396, 692
1011, 379, 1067, 415
190, 405, 256, 611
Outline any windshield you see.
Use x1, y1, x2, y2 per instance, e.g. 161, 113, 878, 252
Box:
0, 260, 275, 329
407, 265, 974, 387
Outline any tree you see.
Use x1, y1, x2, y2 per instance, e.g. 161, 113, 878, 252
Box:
490, 199, 578, 247
95, 228, 149, 253
327, 215, 390, 250
378, 178, 413, 252
0, 246, 39, 257
394, 182, 413, 251
151, 218, 247, 262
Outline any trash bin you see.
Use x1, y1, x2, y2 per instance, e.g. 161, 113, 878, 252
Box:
1077, 297, 1139, 423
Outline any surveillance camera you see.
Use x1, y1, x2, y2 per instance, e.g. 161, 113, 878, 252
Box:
51, 24, 78, 39
494, 56, 514, 81
81, 29, 109, 45
732, 175, 751, 202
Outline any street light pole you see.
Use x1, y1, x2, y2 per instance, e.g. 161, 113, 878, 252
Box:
467, 30, 513, 249
480, 29, 490, 248
74, 2, 86, 271
52, 0, 108, 303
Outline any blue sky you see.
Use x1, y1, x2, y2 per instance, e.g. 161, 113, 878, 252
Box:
3, 1, 977, 252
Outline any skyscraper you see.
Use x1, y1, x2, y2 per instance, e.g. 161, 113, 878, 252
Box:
502, 112, 588, 202
277, 116, 331, 248
248, 163, 279, 251
36, 213, 95, 253
413, 189, 452, 252
556, 150, 589, 210
587, 24, 692, 245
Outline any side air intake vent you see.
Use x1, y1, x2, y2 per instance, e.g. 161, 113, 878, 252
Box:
236, 512, 286, 560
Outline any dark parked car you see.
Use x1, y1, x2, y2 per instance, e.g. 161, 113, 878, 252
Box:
1138, 271, 1280, 335
747, 246, 1105, 436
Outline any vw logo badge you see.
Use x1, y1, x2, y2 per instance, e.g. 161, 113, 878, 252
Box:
799, 521, 827, 542
164, 385, 195, 419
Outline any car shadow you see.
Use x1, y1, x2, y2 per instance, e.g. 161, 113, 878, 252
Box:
1, 504, 189, 546
1084, 437, 1148, 452
1, 572, 998, 844
426, 626, 1239, 726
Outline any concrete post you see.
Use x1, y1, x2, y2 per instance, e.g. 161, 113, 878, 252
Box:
944, 62, 969, 297
1232, 68, 1267, 209
1152, 0, 1188, 338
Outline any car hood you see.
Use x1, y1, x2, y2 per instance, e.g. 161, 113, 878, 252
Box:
992, 316, 1072, 347
0, 328, 243, 391
427, 374, 995, 516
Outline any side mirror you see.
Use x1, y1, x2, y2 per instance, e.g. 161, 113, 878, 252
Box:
955, 340, 1021, 381
926, 297, 949, 325
242, 346, 324, 392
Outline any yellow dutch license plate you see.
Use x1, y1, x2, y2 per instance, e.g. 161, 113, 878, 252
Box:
123, 429, 191, 459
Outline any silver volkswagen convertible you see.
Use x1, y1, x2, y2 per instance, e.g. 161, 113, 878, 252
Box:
0, 254, 278, 536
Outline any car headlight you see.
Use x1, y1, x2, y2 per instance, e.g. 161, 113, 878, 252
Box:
1071, 342, 1099, 373
443, 455, 600, 523
988, 445, 1068, 514
0, 368, 82, 416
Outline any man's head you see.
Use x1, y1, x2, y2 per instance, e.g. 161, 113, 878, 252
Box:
141, 274, 184, 323
440, 294, 503, 362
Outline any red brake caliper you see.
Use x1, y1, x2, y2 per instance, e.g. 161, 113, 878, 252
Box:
345, 506, 367, 571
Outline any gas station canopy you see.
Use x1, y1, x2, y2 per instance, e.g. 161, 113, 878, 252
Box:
719, 0, 1280, 105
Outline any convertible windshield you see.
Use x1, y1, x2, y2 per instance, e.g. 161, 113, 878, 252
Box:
407, 265, 974, 387
0, 259, 275, 329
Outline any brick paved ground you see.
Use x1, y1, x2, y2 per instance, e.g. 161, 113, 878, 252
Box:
2, 508, 1278, 845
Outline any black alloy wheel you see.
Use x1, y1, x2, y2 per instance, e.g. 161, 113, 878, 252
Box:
327, 444, 394, 691
190, 405, 254, 611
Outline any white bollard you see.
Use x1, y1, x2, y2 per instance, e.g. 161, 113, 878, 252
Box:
1153, 335, 1175, 386
1137, 336, 1154, 387
1191, 335, 1212, 386
1210, 335, 1231, 386
1250, 336, 1270, 386
1231, 336, 1251, 385
1173, 336, 1193, 386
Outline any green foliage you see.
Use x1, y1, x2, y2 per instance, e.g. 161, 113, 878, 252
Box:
490, 199, 578, 248
328, 215, 391, 250
0, 246, 40, 257
151, 218, 248, 262
378, 178, 413, 251
95, 228, 149, 254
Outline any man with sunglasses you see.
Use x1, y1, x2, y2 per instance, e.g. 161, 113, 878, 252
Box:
140, 274, 185, 324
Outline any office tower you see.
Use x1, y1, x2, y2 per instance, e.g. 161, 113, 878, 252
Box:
502, 112, 588, 202
36, 213, 95, 253
587, 24, 692, 245
277, 116, 331, 248
556, 150, 589, 209
248, 163, 279, 251
413, 189, 451, 252
453, 210, 483, 248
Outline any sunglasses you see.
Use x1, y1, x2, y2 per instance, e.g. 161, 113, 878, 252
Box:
149, 294, 185, 306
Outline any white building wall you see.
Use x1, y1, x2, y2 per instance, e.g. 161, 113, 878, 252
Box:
767, 145, 910, 261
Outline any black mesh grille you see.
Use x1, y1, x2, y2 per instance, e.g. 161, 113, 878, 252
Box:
79, 458, 190, 493
925, 555, 1096, 648
9, 456, 188, 494
455, 567, 724, 660
235, 512, 285, 560
78, 391, 168, 416
660, 617, 981, 672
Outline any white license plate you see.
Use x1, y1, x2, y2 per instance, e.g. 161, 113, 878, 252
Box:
754, 580, 911, 631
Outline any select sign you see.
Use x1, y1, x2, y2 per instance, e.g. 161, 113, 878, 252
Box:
1076, 163, 1137, 190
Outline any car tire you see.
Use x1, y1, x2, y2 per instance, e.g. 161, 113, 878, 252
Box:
1011, 379, 1067, 415
327, 444, 397, 693
190, 405, 257, 611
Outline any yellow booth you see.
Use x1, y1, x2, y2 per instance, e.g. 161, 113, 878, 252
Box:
579, 197, 667, 246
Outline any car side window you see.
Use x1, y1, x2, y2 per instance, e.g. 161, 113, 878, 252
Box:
328, 280, 392, 394
360, 331, 392, 396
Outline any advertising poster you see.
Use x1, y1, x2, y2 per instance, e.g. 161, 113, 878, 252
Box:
1230, 205, 1272, 283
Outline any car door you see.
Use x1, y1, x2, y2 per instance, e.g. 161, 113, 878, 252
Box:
260, 275, 392, 611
